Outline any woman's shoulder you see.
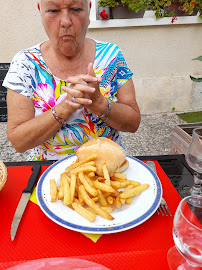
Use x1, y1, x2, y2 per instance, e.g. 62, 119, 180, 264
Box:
92, 39, 124, 67
11, 42, 43, 63
95, 39, 120, 50
88, 38, 120, 51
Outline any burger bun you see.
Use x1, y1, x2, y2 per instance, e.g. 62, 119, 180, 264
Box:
76, 137, 127, 177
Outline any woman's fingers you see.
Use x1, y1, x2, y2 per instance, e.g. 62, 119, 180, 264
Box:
61, 81, 97, 107
66, 74, 101, 85
87, 62, 96, 77
61, 84, 95, 96
65, 97, 92, 108
61, 68, 103, 110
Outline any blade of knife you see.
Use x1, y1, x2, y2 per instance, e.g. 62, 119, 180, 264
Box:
11, 165, 41, 241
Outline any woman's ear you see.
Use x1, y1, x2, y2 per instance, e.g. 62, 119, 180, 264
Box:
88, 1, 91, 25
37, 2, 41, 12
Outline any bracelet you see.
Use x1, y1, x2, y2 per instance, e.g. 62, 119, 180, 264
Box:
104, 99, 111, 122
99, 98, 110, 118
51, 106, 67, 125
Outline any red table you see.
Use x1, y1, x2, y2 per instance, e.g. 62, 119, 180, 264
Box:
0, 161, 181, 270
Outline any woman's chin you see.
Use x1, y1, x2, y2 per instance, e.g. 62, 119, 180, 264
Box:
58, 43, 79, 57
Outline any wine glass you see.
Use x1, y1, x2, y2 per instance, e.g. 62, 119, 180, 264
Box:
185, 127, 202, 196
167, 195, 202, 270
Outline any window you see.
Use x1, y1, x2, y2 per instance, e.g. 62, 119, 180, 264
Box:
89, 0, 202, 28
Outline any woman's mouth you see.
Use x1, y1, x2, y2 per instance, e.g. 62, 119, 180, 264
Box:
61, 35, 74, 40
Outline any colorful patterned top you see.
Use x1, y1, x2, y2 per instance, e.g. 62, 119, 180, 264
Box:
3, 39, 133, 161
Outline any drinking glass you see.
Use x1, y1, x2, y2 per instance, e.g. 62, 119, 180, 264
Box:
185, 127, 202, 196
167, 195, 202, 270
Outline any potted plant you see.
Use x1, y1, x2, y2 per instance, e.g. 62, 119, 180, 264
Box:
98, 0, 152, 19
98, 6, 111, 20
151, 0, 202, 19
190, 56, 202, 82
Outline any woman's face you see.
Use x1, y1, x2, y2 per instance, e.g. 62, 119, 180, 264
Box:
39, 0, 90, 57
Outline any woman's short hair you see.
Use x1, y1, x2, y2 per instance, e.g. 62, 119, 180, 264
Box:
37, 0, 90, 7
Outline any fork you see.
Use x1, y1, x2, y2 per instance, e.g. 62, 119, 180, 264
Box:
157, 197, 172, 216
146, 161, 172, 216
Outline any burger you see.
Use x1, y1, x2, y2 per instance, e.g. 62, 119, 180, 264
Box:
76, 137, 129, 177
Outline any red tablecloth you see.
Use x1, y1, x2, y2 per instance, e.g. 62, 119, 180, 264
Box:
0, 161, 181, 270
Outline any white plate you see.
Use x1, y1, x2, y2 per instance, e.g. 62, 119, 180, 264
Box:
36, 155, 162, 234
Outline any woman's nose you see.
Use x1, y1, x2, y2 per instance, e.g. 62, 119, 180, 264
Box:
60, 9, 72, 28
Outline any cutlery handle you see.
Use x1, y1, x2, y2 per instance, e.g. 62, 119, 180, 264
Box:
146, 161, 157, 175
23, 165, 41, 193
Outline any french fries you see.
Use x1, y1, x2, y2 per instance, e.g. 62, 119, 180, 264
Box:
70, 173, 76, 203
72, 202, 96, 222
50, 179, 57, 202
50, 156, 150, 223
58, 176, 64, 200
103, 163, 110, 185
119, 184, 150, 199
65, 154, 97, 173
78, 172, 98, 197
97, 189, 108, 207
93, 180, 116, 193
62, 174, 71, 205
79, 185, 114, 220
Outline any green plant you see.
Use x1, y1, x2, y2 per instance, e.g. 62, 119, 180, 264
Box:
98, 0, 202, 18
151, 0, 202, 19
121, 0, 152, 12
181, 0, 202, 18
98, 0, 121, 8
98, 0, 152, 13
190, 56, 202, 82
151, 0, 172, 18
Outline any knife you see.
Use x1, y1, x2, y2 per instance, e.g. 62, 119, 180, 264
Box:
10, 165, 41, 241
146, 161, 157, 175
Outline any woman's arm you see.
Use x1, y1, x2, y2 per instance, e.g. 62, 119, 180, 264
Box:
6, 67, 101, 153
103, 78, 141, 133
6, 89, 75, 153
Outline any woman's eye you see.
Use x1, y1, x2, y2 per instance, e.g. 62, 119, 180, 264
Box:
71, 8, 82, 12
48, 9, 59, 13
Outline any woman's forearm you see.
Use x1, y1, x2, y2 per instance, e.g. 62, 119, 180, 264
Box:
101, 101, 141, 133
7, 109, 63, 153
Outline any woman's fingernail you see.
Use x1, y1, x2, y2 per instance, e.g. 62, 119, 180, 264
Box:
92, 77, 100, 81
89, 87, 95, 92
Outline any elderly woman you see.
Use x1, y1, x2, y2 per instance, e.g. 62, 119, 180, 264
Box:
3, 0, 140, 161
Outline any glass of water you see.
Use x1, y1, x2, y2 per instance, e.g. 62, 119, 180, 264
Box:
167, 195, 202, 269
185, 127, 202, 196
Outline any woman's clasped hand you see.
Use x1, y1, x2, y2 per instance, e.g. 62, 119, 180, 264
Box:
62, 62, 103, 111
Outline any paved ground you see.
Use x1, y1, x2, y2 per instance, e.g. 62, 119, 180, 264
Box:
0, 113, 186, 162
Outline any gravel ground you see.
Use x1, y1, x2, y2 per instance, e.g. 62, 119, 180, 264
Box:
0, 112, 186, 162
122, 112, 186, 156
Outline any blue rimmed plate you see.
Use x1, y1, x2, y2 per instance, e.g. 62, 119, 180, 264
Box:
36, 155, 162, 234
